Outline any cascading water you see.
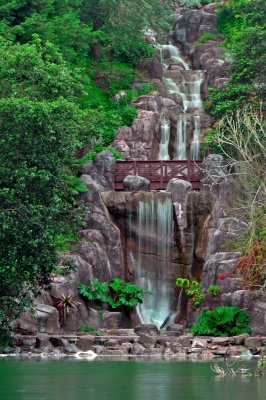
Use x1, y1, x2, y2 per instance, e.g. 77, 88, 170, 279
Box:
175, 115, 187, 160
127, 193, 173, 327
158, 116, 171, 160
159, 45, 189, 70
158, 43, 204, 160
190, 115, 201, 160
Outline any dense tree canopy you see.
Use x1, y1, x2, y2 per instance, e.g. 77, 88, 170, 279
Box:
0, 39, 88, 330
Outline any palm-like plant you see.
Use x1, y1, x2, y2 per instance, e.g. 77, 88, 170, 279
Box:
56, 294, 80, 323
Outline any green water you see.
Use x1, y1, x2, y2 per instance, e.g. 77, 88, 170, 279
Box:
0, 358, 265, 400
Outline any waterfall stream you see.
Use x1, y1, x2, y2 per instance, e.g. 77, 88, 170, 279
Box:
158, 116, 171, 160
127, 193, 173, 327
158, 43, 204, 160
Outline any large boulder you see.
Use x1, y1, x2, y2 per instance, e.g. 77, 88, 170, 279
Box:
166, 178, 192, 203
134, 324, 160, 336
123, 175, 150, 191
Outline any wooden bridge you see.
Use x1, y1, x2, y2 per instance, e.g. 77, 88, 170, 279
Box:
114, 160, 203, 190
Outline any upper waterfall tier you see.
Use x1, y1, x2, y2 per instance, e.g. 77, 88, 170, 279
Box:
158, 42, 204, 160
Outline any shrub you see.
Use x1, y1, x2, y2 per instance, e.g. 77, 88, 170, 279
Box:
191, 306, 251, 336
78, 325, 102, 336
78, 278, 151, 310
194, 32, 219, 45
233, 242, 266, 290
208, 284, 221, 296
176, 278, 205, 309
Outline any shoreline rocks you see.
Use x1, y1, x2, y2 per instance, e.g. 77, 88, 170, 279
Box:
4, 330, 265, 360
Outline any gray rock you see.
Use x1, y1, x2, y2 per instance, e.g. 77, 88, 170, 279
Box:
87, 308, 125, 329
211, 337, 232, 346
232, 333, 250, 345
123, 175, 150, 191
166, 178, 192, 203
131, 343, 146, 355
201, 252, 241, 289
139, 334, 156, 349
175, 335, 192, 347
203, 154, 225, 180
82, 150, 116, 190
76, 336, 94, 351
134, 324, 160, 336
166, 324, 184, 334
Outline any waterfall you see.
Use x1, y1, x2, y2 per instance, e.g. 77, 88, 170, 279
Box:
190, 115, 201, 160
175, 115, 187, 160
158, 42, 204, 160
159, 44, 189, 70
128, 193, 173, 327
159, 116, 171, 160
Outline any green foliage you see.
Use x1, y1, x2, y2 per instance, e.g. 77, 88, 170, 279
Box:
190, 306, 251, 336
176, 278, 205, 309
0, 39, 86, 329
78, 279, 110, 303
78, 325, 102, 336
65, 176, 88, 196
177, 0, 214, 7
108, 278, 151, 309
81, 0, 174, 65
208, 284, 221, 296
206, 0, 266, 118
194, 32, 219, 45
78, 278, 151, 309
201, 128, 224, 155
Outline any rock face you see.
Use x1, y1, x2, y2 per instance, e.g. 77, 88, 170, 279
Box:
112, 92, 183, 160
172, 6, 230, 98
174, 8, 217, 55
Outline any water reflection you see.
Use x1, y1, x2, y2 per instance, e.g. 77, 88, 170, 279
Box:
0, 359, 265, 400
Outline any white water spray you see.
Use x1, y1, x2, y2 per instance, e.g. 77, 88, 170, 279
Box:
159, 116, 171, 160
128, 193, 173, 327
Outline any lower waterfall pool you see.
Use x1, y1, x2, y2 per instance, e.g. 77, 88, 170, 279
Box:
0, 358, 265, 400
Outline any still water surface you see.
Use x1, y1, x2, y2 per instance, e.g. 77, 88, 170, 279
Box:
0, 358, 265, 400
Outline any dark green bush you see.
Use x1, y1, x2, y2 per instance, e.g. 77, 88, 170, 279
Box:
191, 306, 251, 336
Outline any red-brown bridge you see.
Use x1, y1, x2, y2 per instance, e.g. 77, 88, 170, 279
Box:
114, 160, 203, 190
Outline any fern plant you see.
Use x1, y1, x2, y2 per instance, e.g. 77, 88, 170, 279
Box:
109, 278, 150, 308
78, 278, 110, 303
78, 278, 150, 309
190, 306, 251, 336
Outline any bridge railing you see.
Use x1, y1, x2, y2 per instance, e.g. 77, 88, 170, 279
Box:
114, 160, 203, 190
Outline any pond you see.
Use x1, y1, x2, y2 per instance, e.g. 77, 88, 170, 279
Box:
0, 358, 265, 400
